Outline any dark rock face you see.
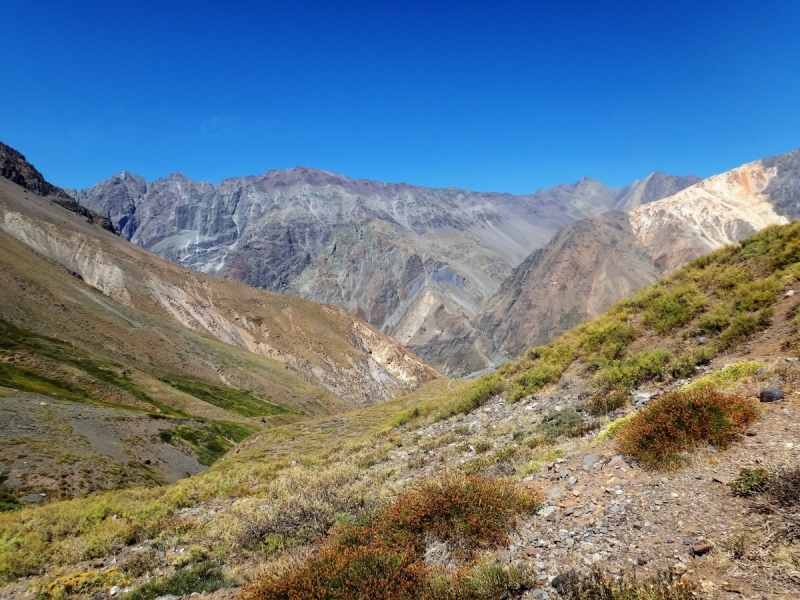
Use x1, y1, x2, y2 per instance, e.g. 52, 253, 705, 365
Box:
0, 142, 116, 233
762, 148, 800, 220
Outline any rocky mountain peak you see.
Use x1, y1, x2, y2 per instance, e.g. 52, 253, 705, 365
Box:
0, 141, 117, 233
0, 141, 72, 200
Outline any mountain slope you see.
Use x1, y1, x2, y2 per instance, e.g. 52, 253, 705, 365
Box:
73, 169, 697, 374
0, 149, 438, 498
477, 150, 798, 362
5, 222, 800, 598
1, 142, 115, 233
476, 211, 659, 359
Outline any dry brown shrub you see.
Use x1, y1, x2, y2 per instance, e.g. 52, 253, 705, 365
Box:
617, 388, 759, 470
239, 475, 542, 600
588, 388, 628, 416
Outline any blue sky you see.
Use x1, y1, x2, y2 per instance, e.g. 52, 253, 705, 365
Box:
1, 0, 799, 193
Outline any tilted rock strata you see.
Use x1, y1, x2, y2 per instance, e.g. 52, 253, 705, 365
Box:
0, 173, 439, 409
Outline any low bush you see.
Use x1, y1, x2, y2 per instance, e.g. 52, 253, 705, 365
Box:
537, 409, 583, 442
123, 562, 234, 600
730, 467, 770, 497
760, 466, 800, 510
588, 388, 628, 415
39, 568, 126, 600
595, 350, 672, 390
240, 475, 542, 600
642, 284, 707, 334
682, 361, 762, 392
617, 388, 759, 470
717, 309, 772, 349
439, 375, 503, 418
670, 346, 715, 379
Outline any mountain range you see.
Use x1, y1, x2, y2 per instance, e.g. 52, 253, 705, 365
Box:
71, 167, 706, 374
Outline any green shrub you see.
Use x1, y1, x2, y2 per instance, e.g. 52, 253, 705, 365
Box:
392, 407, 421, 428
124, 562, 234, 600
642, 284, 707, 333
670, 346, 715, 378
595, 350, 672, 390
588, 388, 628, 416
718, 311, 772, 349
682, 361, 762, 391
731, 277, 780, 312
617, 388, 759, 470
439, 375, 502, 418
695, 303, 732, 335
730, 467, 771, 497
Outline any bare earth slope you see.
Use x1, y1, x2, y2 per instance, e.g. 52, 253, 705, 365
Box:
73, 169, 697, 374
0, 176, 437, 409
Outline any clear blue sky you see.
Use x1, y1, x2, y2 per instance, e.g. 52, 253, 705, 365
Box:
1, 0, 799, 193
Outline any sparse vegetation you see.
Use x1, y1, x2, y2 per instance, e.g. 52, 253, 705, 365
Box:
617, 389, 759, 470
158, 421, 256, 465
595, 350, 672, 391
161, 375, 288, 418
123, 562, 234, 600
641, 284, 707, 334
730, 467, 771, 497
682, 361, 762, 392
588, 388, 628, 415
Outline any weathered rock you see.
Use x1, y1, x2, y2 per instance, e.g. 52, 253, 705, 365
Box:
759, 388, 785, 402
692, 541, 714, 556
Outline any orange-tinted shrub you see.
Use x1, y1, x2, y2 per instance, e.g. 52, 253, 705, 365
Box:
240, 475, 542, 600
617, 389, 759, 470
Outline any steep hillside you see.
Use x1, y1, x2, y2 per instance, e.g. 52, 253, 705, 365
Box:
4, 222, 800, 599
613, 171, 701, 211
479, 150, 798, 363
476, 212, 658, 359
0, 155, 438, 500
73, 169, 696, 374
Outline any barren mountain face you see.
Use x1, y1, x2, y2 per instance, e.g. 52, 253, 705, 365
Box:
74, 169, 696, 374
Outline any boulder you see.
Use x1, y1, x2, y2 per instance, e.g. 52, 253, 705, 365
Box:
759, 388, 784, 403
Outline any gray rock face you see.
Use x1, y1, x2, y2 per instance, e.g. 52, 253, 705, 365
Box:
614, 172, 702, 211
74, 167, 697, 374
762, 148, 800, 219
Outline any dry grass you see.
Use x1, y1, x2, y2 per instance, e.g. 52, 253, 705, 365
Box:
617, 388, 759, 470
553, 568, 700, 599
